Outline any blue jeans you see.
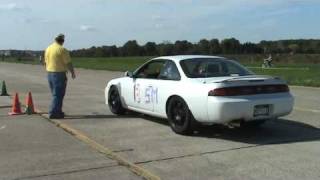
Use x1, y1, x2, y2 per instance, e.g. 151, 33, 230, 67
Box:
48, 72, 67, 115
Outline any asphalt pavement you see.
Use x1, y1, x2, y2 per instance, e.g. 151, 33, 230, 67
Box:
0, 62, 319, 180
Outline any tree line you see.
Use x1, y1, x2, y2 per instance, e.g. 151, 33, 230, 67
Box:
70, 38, 320, 57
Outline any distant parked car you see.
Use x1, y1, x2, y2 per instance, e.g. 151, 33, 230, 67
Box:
105, 55, 294, 135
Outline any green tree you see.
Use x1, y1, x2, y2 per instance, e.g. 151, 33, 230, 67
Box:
209, 39, 221, 54
221, 38, 241, 54
94, 47, 104, 57
288, 44, 300, 54
157, 42, 174, 56
144, 42, 158, 56
174, 40, 193, 55
242, 42, 263, 54
198, 39, 210, 55
109, 45, 119, 57
122, 40, 141, 56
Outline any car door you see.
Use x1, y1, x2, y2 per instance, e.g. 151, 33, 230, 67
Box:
132, 60, 166, 112
153, 60, 181, 114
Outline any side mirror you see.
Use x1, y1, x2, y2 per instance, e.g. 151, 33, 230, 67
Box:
124, 71, 134, 78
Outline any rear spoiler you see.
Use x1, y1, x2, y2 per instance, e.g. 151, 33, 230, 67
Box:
216, 75, 281, 83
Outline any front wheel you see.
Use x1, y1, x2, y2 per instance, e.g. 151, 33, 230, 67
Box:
108, 86, 125, 115
167, 96, 197, 135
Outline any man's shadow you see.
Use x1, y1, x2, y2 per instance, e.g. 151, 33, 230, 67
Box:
64, 114, 135, 119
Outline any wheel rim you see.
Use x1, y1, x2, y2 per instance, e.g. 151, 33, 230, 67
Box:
109, 89, 120, 110
170, 100, 187, 127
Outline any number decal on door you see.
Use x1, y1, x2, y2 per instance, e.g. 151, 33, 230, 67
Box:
145, 86, 158, 104
134, 84, 158, 104
134, 83, 141, 103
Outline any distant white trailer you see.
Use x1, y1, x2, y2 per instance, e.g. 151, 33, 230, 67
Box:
0, 50, 11, 56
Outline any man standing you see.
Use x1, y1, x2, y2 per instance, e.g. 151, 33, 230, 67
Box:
44, 34, 76, 119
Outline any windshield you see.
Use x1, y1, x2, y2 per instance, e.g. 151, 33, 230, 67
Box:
180, 58, 254, 78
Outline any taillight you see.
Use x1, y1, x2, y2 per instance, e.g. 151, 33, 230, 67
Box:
208, 88, 227, 96
209, 84, 289, 96
277, 84, 289, 92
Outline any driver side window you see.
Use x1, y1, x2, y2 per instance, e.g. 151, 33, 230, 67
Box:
158, 60, 181, 80
135, 61, 165, 79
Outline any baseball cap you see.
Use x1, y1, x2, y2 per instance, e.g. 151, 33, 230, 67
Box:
55, 33, 65, 40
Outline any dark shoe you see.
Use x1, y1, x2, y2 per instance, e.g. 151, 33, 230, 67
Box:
49, 114, 64, 119
59, 112, 65, 118
59, 112, 65, 117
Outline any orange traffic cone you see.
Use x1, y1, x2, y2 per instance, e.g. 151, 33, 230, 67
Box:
25, 92, 36, 115
8, 93, 23, 115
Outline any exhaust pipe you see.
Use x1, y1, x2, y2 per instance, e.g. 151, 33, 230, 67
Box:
228, 119, 245, 128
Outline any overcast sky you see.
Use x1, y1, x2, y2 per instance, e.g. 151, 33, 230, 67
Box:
0, 0, 319, 50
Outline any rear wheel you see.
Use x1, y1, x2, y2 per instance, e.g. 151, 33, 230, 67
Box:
108, 86, 125, 115
167, 96, 197, 135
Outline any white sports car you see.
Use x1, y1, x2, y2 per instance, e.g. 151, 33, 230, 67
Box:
105, 55, 294, 134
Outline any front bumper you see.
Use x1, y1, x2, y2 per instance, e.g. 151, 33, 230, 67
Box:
206, 92, 294, 123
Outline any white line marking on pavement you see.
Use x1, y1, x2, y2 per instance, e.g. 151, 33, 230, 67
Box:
294, 107, 320, 113
290, 86, 320, 90
0, 125, 6, 130
247, 67, 309, 70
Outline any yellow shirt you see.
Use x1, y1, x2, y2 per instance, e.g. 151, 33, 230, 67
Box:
45, 42, 71, 72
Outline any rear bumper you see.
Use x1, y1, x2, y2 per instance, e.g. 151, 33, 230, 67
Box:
205, 92, 294, 123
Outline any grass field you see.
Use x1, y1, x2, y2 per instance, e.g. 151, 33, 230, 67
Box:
1, 55, 320, 87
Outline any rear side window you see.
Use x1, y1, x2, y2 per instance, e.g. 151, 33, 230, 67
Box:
180, 58, 253, 78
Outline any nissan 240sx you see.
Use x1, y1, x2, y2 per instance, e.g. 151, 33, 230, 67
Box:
105, 55, 294, 134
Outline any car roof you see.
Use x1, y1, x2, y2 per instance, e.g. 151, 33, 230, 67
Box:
152, 55, 225, 63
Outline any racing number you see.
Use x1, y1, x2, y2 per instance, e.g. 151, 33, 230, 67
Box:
134, 83, 141, 103
145, 86, 158, 104
134, 84, 158, 104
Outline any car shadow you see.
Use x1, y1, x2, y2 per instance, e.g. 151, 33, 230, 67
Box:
57, 111, 320, 146
140, 115, 320, 145
191, 118, 320, 145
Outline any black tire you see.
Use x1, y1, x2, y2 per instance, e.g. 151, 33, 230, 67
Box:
108, 86, 125, 115
241, 119, 267, 128
167, 96, 197, 135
